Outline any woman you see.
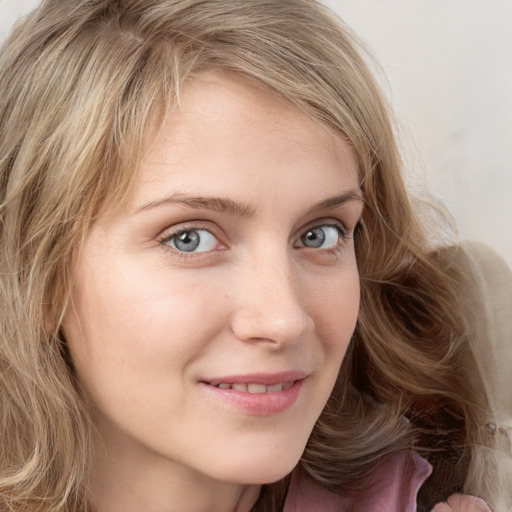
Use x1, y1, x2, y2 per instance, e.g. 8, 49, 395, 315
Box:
0, 0, 506, 510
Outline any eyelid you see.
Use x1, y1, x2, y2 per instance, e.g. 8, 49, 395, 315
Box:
156, 221, 226, 255
295, 218, 351, 243
155, 217, 357, 261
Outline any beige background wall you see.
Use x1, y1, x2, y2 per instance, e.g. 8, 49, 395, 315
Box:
321, 0, 512, 269
1, 0, 511, 267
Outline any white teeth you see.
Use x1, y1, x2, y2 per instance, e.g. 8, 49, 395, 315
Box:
247, 383, 267, 394
214, 382, 292, 393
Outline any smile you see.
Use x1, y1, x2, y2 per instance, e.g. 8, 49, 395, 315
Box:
201, 372, 306, 416
213, 382, 294, 393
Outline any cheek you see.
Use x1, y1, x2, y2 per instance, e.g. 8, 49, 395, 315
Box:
63, 261, 226, 400
301, 264, 360, 409
314, 268, 360, 355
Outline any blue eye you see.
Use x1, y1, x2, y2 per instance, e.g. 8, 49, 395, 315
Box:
299, 225, 342, 249
165, 229, 218, 253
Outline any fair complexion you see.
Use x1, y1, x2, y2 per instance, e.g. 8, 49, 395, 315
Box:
432, 495, 491, 512
63, 73, 363, 512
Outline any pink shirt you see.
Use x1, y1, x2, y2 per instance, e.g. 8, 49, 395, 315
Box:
283, 450, 432, 512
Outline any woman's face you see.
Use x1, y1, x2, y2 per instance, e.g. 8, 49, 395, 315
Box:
63, 73, 362, 489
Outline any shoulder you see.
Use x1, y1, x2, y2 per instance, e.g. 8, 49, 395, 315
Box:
284, 451, 431, 512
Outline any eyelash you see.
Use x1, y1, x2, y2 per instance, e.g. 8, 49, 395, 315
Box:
297, 222, 353, 259
157, 222, 223, 260
300, 222, 350, 244
156, 220, 354, 260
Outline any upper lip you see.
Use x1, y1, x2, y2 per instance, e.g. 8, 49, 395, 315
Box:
203, 370, 308, 387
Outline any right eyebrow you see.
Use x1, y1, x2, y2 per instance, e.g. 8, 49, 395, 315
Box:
133, 194, 256, 218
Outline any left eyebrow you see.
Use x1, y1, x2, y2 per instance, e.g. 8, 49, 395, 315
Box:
306, 190, 364, 214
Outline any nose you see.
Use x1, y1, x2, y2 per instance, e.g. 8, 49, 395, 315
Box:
229, 251, 313, 347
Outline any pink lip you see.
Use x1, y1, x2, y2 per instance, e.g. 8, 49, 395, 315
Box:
200, 371, 307, 416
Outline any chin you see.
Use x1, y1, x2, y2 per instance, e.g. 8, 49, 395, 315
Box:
210, 436, 307, 485
222, 461, 300, 486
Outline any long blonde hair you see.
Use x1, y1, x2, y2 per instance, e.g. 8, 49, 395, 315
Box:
0, 1, 494, 510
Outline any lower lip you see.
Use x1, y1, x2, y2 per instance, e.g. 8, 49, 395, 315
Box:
201, 379, 304, 416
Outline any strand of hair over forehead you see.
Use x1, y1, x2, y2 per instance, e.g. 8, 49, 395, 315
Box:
26, 0, 378, 159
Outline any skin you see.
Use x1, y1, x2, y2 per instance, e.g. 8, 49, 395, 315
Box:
431, 495, 491, 512
63, 73, 363, 512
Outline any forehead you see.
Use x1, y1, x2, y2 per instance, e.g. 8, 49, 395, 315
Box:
156, 74, 347, 150
132, 72, 358, 202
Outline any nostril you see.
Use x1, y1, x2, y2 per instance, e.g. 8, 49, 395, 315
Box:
230, 307, 311, 346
